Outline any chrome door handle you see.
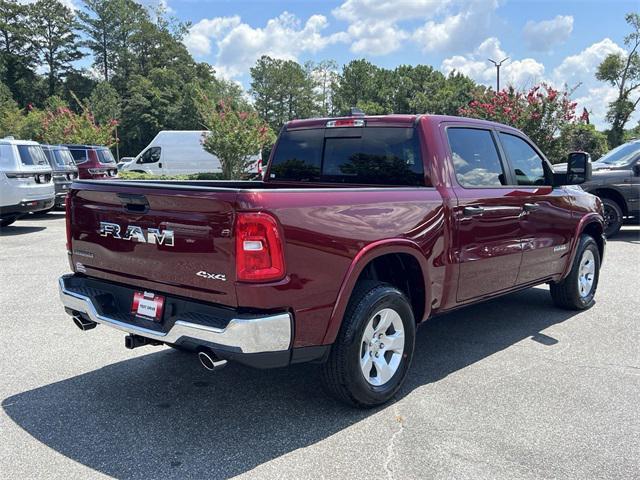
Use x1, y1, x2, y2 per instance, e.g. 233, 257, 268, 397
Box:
523, 203, 539, 212
463, 206, 485, 216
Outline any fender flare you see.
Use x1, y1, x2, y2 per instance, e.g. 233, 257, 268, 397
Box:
560, 213, 605, 279
321, 238, 430, 345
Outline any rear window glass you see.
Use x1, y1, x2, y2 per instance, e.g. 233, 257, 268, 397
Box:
69, 149, 87, 163
96, 148, 115, 164
17, 145, 48, 166
270, 127, 426, 186
53, 148, 76, 167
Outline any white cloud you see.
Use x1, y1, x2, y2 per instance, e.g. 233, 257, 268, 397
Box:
184, 16, 241, 57
185, 12, 348, 79
412, 0, 500, 53
332, 0, 444, 23
347, 20, 409, 55
441, 37, 544, 88
523, 15, 573, 52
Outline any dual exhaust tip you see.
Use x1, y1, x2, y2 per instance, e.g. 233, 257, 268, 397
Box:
71, 314, 227, 371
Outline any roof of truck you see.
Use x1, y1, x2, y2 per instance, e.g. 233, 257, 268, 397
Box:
0, 137, 40, 146
285, 114, 521, 132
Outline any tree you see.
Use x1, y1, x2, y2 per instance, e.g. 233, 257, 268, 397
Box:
596, 13, 640, 147
307, 59, 339, 116
198, 97, 274, 179
333, 59, 390, 114
559, 123, 609, 160
250, 55, 316, 131
30, 0, 83, 96
89, 81, 120, 124
0, 0, 40, 104
459, 84, 579, 163
77, 0, 117, 81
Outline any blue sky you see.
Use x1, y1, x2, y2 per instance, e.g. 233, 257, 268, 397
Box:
171, 0, 639, 129
53, 0, 638, 129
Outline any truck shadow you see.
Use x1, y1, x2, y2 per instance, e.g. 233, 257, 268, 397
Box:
0, 225, 46, 236
608, 227, 639, 244
3, 286, 579, 479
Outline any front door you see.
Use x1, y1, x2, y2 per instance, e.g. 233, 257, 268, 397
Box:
446, 126, 524, 302
496, 131, 575, 284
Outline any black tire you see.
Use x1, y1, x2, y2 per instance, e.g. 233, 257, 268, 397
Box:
550, 235, 600, 310
0, 216, 17, 228
601, 198, 623, 237
321, 281, 416, 408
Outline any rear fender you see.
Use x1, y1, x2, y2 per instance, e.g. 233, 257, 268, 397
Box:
321, 239, 430, 345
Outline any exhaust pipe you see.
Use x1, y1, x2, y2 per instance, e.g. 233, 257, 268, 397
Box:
73, 315, 97, 331
198, 350, 227, 371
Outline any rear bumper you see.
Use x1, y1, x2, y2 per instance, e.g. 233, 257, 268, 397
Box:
53, 182, 71, 206
1, 197, 54, 216
58, 274, 296, 366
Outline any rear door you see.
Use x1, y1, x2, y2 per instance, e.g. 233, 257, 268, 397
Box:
496, 131, 575, 284
446, 126, 524, 302
70, 183, 238, 306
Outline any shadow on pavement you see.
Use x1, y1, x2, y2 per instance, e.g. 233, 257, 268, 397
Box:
3, 286, 579, 479
0, 225, 46, 236
608, 227, 640, 244
25, 212, 66, 221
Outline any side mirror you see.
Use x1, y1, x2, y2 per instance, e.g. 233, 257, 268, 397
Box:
553, 151, 591, 186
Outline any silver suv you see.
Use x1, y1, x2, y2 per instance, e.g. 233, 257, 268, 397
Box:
0, 137, 55, 227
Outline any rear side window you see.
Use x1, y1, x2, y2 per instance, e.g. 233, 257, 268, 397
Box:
499, 133, 548, 186
0, 144, 14, 168
447, 128, 506, 187
54, 149, 76, 167
17, 145, 48, 166
69, 149, 87, 164
96, 148, 115, 164
270, 127, 426, 186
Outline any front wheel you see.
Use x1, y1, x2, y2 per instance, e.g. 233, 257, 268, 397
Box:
601, 198, 623, 237
321, 282, 416, 408
550, 235, 600, 310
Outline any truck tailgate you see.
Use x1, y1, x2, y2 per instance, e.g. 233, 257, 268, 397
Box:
69, 182, 238, 307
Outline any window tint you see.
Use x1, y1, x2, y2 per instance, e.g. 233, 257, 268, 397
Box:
96, 148, 115, 164
138, 147, 161, 164
17, 145, 48, 166
54, 148, 75, 166
69, 149, 87, 163
447, 128, 506, 187
0, 144, 13, 168
499, 133, 547, 186
270, 127, 426, 186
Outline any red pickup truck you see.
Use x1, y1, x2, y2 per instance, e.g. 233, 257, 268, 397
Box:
59, 114, 604, 407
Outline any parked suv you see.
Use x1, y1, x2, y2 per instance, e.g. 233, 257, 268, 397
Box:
65, 145, 117, 180
41, 145, 78, 208
0, 138, 54, 227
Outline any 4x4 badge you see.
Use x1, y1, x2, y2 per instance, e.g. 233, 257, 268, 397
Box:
196, 271, 227, 281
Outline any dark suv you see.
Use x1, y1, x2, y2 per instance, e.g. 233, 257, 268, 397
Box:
65, 145, 117, 180
41, 145, 79, 208
582, 140, 640, 236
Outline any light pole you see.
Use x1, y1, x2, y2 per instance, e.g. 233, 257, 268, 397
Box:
488, 57, 509, 92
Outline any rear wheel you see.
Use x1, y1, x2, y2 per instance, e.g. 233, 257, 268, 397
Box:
550, 235, 600, 310
321, 281, 415, 408
601, 198, 623, 237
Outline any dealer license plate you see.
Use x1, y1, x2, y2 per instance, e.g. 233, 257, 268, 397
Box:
131, 291, 165, 321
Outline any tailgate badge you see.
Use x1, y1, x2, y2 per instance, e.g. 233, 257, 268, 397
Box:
99, 222, 175, 247
197, 271, 227, 282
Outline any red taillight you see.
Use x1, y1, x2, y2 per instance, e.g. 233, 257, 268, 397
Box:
326, 119, 365, 127
235, 212, 285, 282
65, 192, 72, 252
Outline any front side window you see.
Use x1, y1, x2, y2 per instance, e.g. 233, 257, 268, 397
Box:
138, 147, 161, 164
70, 149, 87, 164
270, 127, 426, 186
595, 142, 640, 167
17, 145, 48, 166
447, 128, 506, 187
499, 133, 548, 186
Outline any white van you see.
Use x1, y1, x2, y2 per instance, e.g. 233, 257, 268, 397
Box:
0, 138, 55, 227
120, 131, 222, 176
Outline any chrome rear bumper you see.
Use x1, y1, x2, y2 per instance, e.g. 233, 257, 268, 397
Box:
58, 275, 292, 354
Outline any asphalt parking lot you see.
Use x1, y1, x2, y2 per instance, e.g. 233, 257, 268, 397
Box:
0, 212, 638, 480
